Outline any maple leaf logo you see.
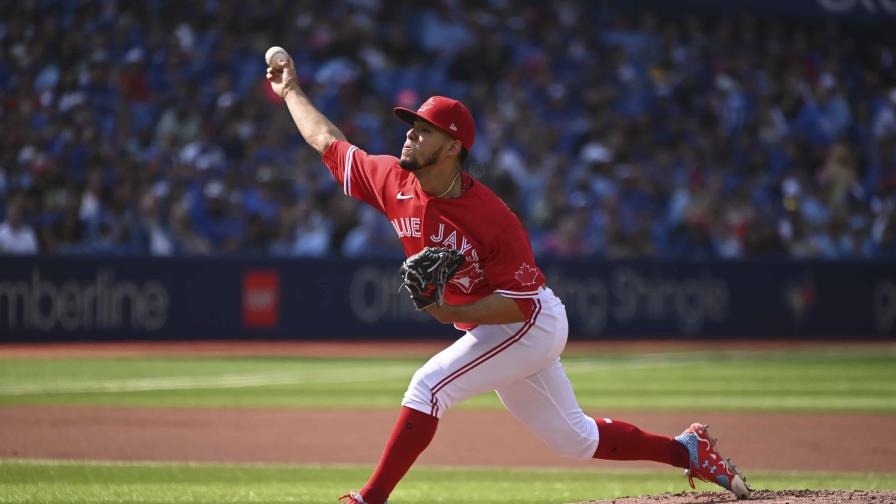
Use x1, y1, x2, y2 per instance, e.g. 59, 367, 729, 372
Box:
514, 263, 539, 286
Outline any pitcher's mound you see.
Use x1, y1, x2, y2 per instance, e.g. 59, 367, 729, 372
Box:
578, 489, 896, 503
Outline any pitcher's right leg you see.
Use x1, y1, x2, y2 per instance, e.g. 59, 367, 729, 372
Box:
496, 358, 599, 460
592, 417, 690, 467
496, 358, 689, 466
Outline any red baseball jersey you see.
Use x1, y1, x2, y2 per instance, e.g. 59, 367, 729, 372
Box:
322, 140, 545, 326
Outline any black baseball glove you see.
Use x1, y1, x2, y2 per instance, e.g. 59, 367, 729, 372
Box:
399, 247, 466, 310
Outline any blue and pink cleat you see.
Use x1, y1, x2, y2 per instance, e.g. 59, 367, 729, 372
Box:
675, 423, 752, 499
338, 491, 386, 504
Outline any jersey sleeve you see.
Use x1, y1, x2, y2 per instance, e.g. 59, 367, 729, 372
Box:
483, 221, 545, 299
321, 140, 392, 213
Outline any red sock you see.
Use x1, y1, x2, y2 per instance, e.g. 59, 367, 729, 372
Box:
360, 406, 438, 504
592, 418, 690, 468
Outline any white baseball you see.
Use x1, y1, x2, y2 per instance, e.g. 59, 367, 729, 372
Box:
265, 46, 290, 68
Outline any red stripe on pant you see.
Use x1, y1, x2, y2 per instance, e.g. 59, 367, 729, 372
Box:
428, 299, 542, 416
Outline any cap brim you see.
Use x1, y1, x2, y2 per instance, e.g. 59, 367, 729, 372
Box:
394, 107, 424, 125
394, 106, 465, 148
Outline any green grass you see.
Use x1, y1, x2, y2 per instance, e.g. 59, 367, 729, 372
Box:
1, 459, 894, 504
0, 348, 894, 411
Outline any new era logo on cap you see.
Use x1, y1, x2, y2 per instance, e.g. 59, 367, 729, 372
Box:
394, 96, 476, 150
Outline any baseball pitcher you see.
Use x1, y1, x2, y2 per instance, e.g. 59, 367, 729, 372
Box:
266, 53, 750, 504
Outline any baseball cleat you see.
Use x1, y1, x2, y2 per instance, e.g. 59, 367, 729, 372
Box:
675, 423, 752, 499
338, 491, 367, 504
338, 491, 387, 504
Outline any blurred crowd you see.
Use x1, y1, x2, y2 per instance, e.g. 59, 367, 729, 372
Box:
2, 0, 895, 259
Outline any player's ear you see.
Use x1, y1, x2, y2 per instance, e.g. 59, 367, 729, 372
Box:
448, 139, 462, 158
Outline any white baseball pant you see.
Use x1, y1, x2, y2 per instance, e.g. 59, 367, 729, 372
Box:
402, 286, 599, 460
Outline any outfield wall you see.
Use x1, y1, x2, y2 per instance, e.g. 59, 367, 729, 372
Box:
0, 257, 894, 341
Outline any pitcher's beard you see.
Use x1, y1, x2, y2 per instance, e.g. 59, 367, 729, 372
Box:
399, 146, 442, 172
398, 158, 421, 171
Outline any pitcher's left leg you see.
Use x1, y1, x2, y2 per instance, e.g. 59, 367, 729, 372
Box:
360, 300, 556, 504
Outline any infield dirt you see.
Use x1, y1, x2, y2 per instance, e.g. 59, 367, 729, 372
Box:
578, 490, 896, 503
1, 406, 895, 473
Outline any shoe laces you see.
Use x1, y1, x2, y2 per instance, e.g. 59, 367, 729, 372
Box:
338, 491, 368, 504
